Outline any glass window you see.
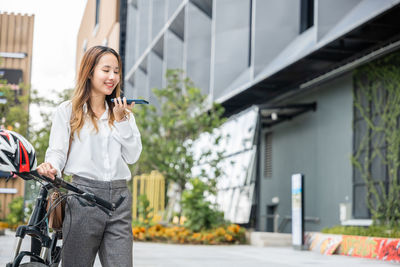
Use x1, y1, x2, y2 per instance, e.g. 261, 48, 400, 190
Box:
192, 106, 259, 223
300, 0, 314, 33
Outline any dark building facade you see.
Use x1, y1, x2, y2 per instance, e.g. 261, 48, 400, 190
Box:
121, 0, 400, 232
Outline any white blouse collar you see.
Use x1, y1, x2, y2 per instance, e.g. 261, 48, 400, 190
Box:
83, 100, 110, 120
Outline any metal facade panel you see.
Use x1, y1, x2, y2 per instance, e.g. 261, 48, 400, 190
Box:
186, 2, 212, 95
137, 0, 150, 56
135, 69, 149, 99
148, 51, 163, 109
125, 4, 138, 70
317, 0, 362, 41
165, 30, 184, 70
152, 0, 166, 39
254, 0, 300, 77
168, 0, 185, 18
213, 0, 251, 99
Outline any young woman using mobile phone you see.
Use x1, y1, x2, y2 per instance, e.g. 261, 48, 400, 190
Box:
37, 45, 142, 267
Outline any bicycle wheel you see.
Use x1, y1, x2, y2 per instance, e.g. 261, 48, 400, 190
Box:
19, 263, 49, 267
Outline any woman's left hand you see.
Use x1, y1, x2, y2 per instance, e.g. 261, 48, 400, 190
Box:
113, 97, 134, 122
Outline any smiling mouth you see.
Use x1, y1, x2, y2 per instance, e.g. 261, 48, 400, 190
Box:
105, 83, 114, 87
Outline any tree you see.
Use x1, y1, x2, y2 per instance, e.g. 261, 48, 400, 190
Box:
0, 80, 29, 135
0, 79, 32, 218
134, 69, 226, 212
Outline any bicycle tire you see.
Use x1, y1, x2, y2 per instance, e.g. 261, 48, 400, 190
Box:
19, 263, 49, 267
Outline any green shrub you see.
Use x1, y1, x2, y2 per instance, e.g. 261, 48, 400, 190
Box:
6, 196, 24, 226
181, 178, 225, 232
321, 225, 400, 238
132, 194, 154, 227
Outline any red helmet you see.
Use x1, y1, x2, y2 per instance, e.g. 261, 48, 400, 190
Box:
0, 129, 37, 173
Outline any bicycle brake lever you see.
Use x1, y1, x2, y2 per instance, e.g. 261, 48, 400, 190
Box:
77, 194, 112, 216
80, 193, 96, 205
114, 195, 126, 209
77, 197, 91, 207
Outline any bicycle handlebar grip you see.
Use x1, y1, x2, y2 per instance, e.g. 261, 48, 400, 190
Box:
92, 195, 115, 211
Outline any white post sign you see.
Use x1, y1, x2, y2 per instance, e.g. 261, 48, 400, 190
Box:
291, 173, 304, 249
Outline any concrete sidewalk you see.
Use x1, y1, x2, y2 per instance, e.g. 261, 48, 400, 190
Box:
1, 230, 396, 266
124, 242, 397, 267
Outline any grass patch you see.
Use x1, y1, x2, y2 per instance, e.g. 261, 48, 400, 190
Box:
321, 225, 400, 238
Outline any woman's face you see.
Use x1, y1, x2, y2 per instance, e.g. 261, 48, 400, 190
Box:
90, 53, 120, 97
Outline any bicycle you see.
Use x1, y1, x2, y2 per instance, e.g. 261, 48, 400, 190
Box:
3, 170, 121, 267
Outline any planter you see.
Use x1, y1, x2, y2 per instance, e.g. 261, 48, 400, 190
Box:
305, 232, 400, 263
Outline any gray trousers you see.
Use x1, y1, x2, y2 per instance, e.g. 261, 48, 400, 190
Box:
61, 175, 133, 267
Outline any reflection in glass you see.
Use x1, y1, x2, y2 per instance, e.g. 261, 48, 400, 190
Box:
192, 107, 259, 223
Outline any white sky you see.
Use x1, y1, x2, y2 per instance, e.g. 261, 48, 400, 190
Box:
0, 0, 87, 126
0, 0, 87, 94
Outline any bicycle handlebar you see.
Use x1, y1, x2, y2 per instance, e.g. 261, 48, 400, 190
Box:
15, 170, 116, 212
51, 176, 115, 211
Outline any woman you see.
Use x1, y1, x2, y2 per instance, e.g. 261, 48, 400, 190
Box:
37, 46, 142, 266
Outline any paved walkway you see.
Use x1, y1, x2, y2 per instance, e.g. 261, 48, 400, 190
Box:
1, 230, 396, 267
124, 242, 397, 267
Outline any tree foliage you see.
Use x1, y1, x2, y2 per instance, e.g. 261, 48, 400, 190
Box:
134, 70, 226, 194
0, 81, 29, 135
6, 196, 24, 225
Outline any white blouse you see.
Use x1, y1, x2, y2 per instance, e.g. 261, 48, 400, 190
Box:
45, 100, 142, 181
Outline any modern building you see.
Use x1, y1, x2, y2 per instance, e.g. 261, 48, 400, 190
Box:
122, 0, 400, 233
0, 12, 34, 219
76, 0, 123, 76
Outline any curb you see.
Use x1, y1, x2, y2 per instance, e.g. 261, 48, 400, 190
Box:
248, 232, 292, 247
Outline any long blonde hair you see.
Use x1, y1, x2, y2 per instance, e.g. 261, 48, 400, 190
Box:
71, 46, 123, 139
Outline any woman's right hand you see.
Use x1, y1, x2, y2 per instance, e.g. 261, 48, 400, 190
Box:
37, 162, 57, 180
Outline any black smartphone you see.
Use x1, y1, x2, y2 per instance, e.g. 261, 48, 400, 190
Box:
111, 98, 149, 104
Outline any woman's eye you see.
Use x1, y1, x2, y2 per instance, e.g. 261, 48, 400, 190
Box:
114, 72, 119, 74
103, 70, 109, 73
